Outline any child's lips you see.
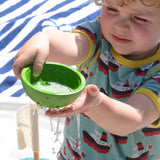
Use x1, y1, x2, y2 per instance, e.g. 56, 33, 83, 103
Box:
112, 34, 131, 43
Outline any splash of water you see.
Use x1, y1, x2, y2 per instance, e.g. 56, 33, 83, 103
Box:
50, 108, 61, 154
76, 113, 81, 152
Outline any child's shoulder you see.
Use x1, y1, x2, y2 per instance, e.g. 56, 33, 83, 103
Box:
74, 17, 101, 35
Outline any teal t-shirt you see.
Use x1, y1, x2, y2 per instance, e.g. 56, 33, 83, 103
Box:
57, 18, 160, 159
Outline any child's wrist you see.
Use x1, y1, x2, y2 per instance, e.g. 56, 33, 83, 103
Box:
85, 91, 103, 115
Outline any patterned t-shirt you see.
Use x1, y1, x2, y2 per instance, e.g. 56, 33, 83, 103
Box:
57, 18, 160, 160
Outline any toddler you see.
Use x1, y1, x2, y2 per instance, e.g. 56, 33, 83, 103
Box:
13, 0, 160, 159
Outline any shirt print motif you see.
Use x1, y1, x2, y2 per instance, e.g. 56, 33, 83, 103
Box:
126, 142, 149, 159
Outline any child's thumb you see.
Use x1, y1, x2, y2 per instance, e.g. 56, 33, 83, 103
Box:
85, 84, 103, 112
87, 84, 100, 97
33, 63, 43, 77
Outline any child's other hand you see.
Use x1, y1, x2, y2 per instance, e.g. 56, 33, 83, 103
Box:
13, 32, 50, 79
45, 84, 103, 118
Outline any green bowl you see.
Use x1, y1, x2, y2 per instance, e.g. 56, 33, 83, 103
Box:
21, 62, 85, 108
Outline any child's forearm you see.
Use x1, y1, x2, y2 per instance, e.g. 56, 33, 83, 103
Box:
45, 85, 159, 136
45, 30, 89, 65
85, 92, 159, 136
13, 30, 89, 79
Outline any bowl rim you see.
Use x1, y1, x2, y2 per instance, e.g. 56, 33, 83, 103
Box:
21, 62, 86, 96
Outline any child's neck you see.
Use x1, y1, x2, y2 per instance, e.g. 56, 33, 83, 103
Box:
123, 44, 159, 61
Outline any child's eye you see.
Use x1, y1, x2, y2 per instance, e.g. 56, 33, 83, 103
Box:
132, 16, 148, 24
106, 7, 118, 14
107, 7, 117, 12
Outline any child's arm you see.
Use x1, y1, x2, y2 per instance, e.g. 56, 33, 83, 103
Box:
45, 84, 160, 136
86, 88, 159, 136
13, 30, 89, 79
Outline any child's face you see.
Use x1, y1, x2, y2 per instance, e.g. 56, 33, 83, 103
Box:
100, 0, 160, 60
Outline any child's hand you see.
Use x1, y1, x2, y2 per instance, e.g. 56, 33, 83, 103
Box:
13, 32, 50, 79
45, 84, 103, 118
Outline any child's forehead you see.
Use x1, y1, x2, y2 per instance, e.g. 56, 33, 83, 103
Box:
103, 0, 117, 6
104, 0, 160, 7
104, 0, 160, 17
103, 0, 136, 7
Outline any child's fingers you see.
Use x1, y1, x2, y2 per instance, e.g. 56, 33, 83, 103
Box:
32, 33, 50, 77
13, 32, 49, 78
45, 105, 74, 118
12, 63, 23, 80
32, 50, 49, 77
45, 85, 103, 118
13, 52, 34, 79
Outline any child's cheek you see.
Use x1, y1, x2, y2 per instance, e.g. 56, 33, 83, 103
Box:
133, 24, 150, 41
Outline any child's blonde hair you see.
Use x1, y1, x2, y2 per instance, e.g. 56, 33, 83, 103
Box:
94, 0, 160, 7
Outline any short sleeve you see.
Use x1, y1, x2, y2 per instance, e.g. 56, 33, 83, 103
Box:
135, 65, 160, 126
71, 18, 102, 71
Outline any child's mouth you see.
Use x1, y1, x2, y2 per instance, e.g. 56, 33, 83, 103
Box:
112, 34, 131, 43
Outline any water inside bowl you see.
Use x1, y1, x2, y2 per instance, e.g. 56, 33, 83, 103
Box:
33, 81, 73, 93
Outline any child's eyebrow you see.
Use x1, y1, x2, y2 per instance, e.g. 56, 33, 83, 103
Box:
131, 7, 157, 17
103, 0, 117, 7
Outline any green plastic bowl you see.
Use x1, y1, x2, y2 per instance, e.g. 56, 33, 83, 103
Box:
21, 62, 86, 108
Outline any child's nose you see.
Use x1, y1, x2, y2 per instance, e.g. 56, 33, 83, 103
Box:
113, 16, 130, 33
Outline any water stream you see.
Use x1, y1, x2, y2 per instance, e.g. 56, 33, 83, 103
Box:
76, 113, 81, 152
50, 109, 61, 154
30, 104, 82, 159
